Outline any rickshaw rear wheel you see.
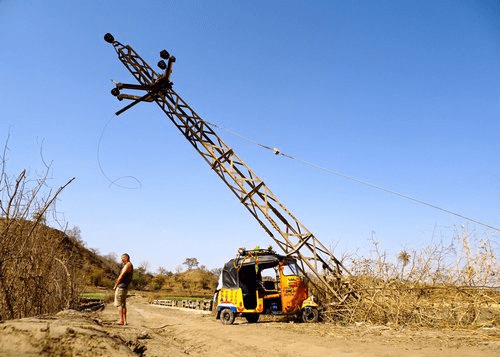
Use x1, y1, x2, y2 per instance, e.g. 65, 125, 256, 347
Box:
220, 308, 236, 325
245, 314, 259, 323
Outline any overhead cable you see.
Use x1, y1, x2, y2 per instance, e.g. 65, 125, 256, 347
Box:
206, 121, 500, 234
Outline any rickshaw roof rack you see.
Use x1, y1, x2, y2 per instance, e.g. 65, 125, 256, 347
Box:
237, 246, 276, 257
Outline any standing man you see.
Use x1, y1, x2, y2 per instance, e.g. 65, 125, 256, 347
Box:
114, 253, 133, 325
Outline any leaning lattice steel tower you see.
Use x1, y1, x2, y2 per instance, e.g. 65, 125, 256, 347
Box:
104, 33, 356, 305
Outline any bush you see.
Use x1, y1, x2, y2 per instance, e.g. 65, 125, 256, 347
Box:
320, 230, 500, 327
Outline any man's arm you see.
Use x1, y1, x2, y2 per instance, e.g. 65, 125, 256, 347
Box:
114, 262, 132, 289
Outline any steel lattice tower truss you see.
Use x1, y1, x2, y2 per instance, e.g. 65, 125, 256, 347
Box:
104, 33, 355, 304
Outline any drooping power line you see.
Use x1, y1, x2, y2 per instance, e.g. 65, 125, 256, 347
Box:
97, 114, 142, 189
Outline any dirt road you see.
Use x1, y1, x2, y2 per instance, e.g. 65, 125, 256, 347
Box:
1, 294, 498, 356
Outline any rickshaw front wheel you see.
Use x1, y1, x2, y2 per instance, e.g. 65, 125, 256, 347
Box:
301, 306, 319, 323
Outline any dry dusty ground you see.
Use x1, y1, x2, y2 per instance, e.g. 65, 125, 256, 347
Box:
0, 294, 499, 356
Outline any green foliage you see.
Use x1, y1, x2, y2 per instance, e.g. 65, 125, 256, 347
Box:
147, 274, 166, 291
89, 267, 104, 287
132, 267, 153, 290
80, 293, 104, 300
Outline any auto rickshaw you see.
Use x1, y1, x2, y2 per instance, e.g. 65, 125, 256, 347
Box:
214, 247, 319, 324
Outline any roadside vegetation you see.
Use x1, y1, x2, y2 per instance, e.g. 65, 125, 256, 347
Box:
83, 259, 219, 304
321, 229, 500, 328
1, 139, 498, 329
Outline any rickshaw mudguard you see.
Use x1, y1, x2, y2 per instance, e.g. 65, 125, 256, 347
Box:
301, 296, 319, 309
216, 302, 237, 319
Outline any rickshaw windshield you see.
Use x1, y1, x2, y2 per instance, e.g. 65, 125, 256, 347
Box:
282, 259, 300, 276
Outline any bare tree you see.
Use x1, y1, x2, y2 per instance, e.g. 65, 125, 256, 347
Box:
157, 266, 170, 275
0, 137, 76, 320
139, 261, 150, 273
183, 257, 199, 270
104, 251, 118, 263
67, 226, 84, 246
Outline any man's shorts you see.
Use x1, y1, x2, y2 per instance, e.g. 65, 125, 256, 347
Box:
114, 287, 128, 307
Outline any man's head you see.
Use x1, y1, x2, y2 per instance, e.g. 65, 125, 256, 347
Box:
121, 253, 130, 263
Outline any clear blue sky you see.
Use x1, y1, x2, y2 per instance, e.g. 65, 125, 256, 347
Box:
1, 0, 499, 272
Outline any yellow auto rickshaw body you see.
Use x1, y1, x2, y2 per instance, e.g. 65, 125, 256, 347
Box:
215, 247, 319, 324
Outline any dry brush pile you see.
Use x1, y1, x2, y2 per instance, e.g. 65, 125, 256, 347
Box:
322, 231, 500, 328
0, 148, 78, 320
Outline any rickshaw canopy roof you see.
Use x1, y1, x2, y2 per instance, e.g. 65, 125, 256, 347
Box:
219, 253, 284, 289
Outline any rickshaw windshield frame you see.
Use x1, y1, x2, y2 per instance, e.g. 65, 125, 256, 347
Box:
282, 259, 300, 276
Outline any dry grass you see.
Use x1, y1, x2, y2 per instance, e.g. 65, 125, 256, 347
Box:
321, 227, 500, 328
